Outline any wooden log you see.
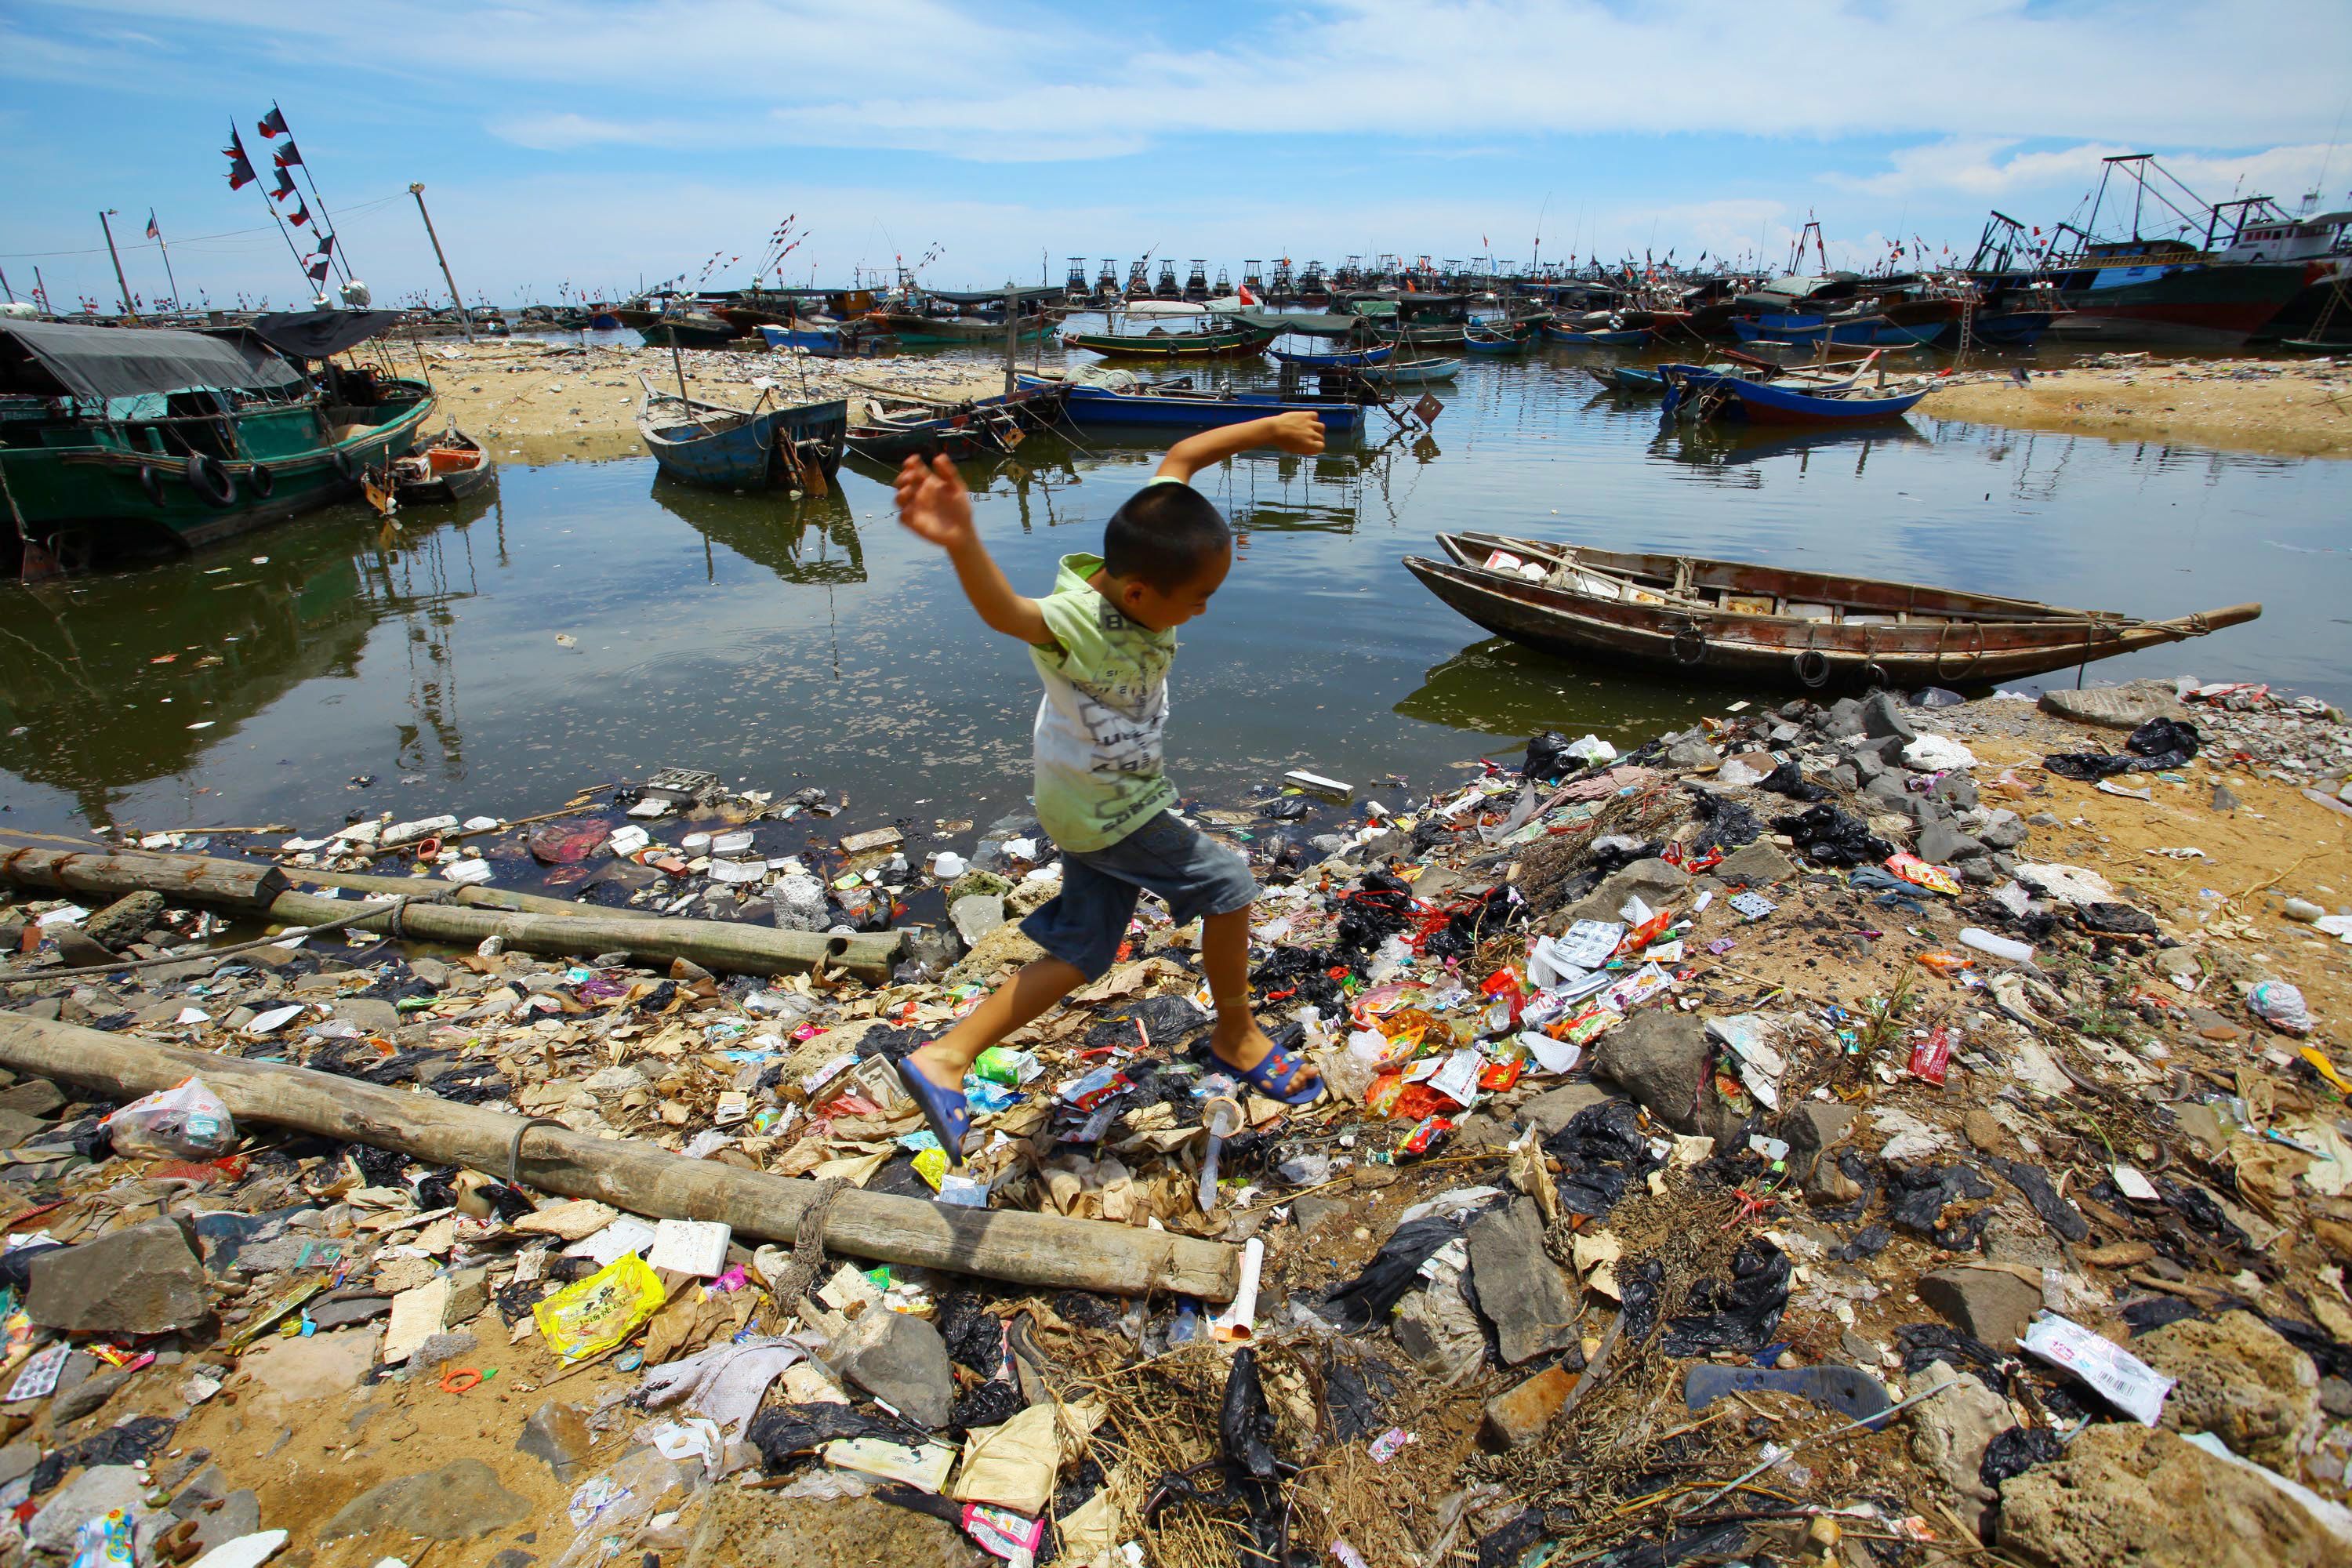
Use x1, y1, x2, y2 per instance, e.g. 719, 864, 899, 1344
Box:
0, 1011, 1238, 1301
0, 844, 286, 914
0, 840, 900, 982
263, 889, 901, 982
283, 866, 661, 922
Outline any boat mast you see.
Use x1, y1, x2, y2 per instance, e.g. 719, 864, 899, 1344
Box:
97, 210, 136, 319
408, 184, 474, 343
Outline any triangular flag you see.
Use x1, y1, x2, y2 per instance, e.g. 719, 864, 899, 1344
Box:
258, 105, 289, 139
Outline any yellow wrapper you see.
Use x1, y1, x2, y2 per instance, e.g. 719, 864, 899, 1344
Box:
533, 1252, 667, 1363
913, 1146, 949, 1191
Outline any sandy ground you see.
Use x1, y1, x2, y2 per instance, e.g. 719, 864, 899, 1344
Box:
385, 339, 1025, 466
389, 339, 2352, 465
1922, 356, 2352, 459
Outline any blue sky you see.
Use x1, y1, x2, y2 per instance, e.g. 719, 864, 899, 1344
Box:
4, 0, 2349, 310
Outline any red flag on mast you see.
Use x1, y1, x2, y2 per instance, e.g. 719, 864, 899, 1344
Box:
270, 166, 297, 201
274, 140, 303, 169
222, 129, 256, 190
258, 105, 289, 139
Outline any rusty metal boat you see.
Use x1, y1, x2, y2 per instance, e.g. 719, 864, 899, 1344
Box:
1403, 532, 2260, 689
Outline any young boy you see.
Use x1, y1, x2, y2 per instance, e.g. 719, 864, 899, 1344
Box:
891, 411, 1330, 1163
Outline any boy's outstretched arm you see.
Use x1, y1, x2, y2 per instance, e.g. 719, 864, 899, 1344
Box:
895, 454, 1049, 644
1156, 410, 1326, 483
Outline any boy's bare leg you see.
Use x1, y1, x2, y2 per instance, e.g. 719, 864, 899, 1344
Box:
1201, 907, 1320, 1090
906, 958, 1086, 1090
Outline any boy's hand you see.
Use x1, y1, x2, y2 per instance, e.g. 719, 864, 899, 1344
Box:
895, 455, 975, 550
1264, 409, 1327, 456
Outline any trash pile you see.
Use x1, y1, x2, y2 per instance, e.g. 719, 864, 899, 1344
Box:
0, 677, 2350, 1568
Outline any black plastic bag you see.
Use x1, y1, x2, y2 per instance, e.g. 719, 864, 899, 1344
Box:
1980, 1425, 2068, 1489
1987, 1159, 2090, 1243
1831, 1225, 1893, 1262
950, 1378, 1024, 1436
1523, 731, 1578, 782
1759, 760, 1829, 802
1218, 1348, 1279, 1480
1886, 1163, 1996, 1250
1895, 1323, 2004, 1377
1544, 1098, 1664, 1218
1772, 804, 1892, 868
746, 1403, 927, 1468
1320, 1214, 1472, 1330
936, 1290, 1005, 1377
31, 1416, 178, 1495
1260, 797, 1312, 821
1688, 790, 1762, 854
1321, 1352, 1394, 1443
2079, 902, 2161, 938
2042, 751, 2138, 782
2126, 716, 2201, 766
1659, 1238, 1789, 1356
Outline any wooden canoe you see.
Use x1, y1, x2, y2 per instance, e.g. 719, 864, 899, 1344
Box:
1403, 531, 2260, 688
1061, 326, 1274, 360
388, 429, 495, 504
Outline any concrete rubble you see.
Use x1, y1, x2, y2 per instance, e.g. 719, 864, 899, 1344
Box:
0, 673, 2347, 1567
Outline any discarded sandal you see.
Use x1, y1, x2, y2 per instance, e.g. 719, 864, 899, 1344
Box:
895, 1051, 973, 1164
1219, 1036, 1323, 1106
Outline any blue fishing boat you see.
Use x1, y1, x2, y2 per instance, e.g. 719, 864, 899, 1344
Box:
1661, 365, 1923, 425
637, 383, 848, 489
1730, 312, 1947, 348
1588, 364, 1668, 394
1539, 323, 1650, 346
1462, 323, 1533, 355
1014, 370, 1363, 430
1367, 358, 1462, 386
757, 322, 894, 358
1270, 343, 1392, 368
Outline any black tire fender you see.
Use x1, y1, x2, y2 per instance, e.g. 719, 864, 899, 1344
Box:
247, 463, 275, 499
185, 452, 236, 507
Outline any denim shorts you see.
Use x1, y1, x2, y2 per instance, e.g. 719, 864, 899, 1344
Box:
1020, 811, 1258, 979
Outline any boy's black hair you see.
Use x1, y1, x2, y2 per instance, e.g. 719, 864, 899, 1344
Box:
1102, 481, 1231, 592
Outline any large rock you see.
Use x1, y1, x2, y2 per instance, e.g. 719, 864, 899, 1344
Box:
1917, 822, 1985, 866
517, 1400, 592, 1481
82, 891, 166, 951
28, 1466, 160, 1554
2037, 681, 2184, 731
1563, 858, 1690, 924
945, 923, 1047, 987
241, 1329, 381, 1408
0, 1079, 64, 1117
834, 1308, 955, 1428
1393, 1272, 1486, 1385
1592, 1008, 1709, 1133
2136, 1310, 2321, 1468
1465, 1198, 1579, 1366
1780, 1102, 1857, 1184
1997, 1422, 2345, 1568
946, 868, 1016, 905
1715, 840, 1797, 887
27, 1218, 209, 1335
320, 1459, 531, 1541
1517, 1083, 1610, 1138
1907, 1360, 2010, 1520
949, 895, 1006, 946
1861, 691, 1917, 742
1918, 1267, 2042, 1350
52, 1367, 130, 1424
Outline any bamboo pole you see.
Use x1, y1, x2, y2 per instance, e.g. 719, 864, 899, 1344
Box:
0, 844, 902, 981
0, 1013, 1239, 1301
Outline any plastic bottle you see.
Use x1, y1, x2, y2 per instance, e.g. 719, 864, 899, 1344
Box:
1959, 927, 2036, 964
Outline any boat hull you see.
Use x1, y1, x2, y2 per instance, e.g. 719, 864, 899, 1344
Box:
1022, 378, 1362, 430
1, 388, 435, 561
1404, 533, 2259, 689
1062, 329, 1272, 360
641, 399, 848, 490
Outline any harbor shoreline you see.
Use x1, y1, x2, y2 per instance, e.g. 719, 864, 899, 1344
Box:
408, 340, 2352, 466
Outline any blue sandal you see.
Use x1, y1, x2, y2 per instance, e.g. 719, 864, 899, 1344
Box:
895, 1053, 973, 1166
1221, 1038, 1324, 1106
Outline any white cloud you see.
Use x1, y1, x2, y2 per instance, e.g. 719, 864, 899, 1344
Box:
14, 0, 2352, 154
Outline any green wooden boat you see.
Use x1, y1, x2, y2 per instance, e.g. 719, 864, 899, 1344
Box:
1060, 325, 1275, 360
0, 314, 433, 572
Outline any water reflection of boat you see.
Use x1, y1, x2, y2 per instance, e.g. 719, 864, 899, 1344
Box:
1649, 417, 1933, 471
0, 500, 485, 822
1394, 637, 1744, 737
644, 478, 866, 586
